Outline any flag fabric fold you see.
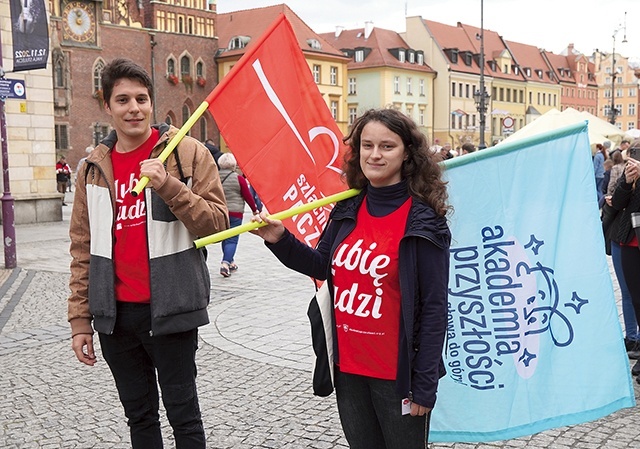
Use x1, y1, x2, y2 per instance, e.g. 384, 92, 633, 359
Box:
430, 122, 635, 442
208, 14, 348, 248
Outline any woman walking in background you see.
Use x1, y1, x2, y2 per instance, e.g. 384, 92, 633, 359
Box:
218, 153, 260, 277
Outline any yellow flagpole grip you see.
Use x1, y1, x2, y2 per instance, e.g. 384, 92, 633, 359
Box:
193, 188, 360, 248
131, 101, 211, 197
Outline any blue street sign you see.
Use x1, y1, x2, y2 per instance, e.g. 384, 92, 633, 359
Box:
0, 79, 27, 99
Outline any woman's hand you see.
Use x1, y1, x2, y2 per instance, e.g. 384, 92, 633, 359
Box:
625, 158, 640, 184
250, 212, 286, 244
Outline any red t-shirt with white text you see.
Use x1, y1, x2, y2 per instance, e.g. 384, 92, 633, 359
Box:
331, 197, 412, 380
111, 129, 158, 303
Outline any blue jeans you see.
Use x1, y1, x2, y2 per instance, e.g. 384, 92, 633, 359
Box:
334, 368, 430, 449
221, 215, 243, 264
612, 242, 639, 341
99, 302, 205, 449
595, 177, 604, 203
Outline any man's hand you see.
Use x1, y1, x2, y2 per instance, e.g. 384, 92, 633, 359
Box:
71, 334, 97, 366
410, 402, 432, 417
139, 158, 167, 190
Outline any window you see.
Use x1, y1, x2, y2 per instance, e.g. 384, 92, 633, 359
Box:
529, 91, 532, 104
168, 58, 176, 76
605, 76, 611, 84
451, 113, 456, 129
419, 108, 425, 126
330, 66, 338, 85
419, 79, 425, 96
519, 90, 523, 103
499, 88, 504, 101
629, 104, 636, 116
55, 59, 65, 88
349, 107, 357, 125
180, 56, 191, 78
629, 122, 636, 130
55, 124, 69, 150
348, 77, 356, 95
417, 53, 424, 65
394, 76, 400, 94
93, 60, 104, 93
506, 89, 511, 102
407, 77, 412, 95
452, 82, 456, 97
616, 88, 623, 98
355, 50, 364, 62
196, 61, 204, 78
182, 105, 191, 132
604, 89, 611, 98
313, 65, 321, 84
630, 88, 637, 97
229, 36, 250, 50
165, 115, 172, 126
331, 101, 338, 120
409, 52, 415, 63
465, 84, 470, 98
537, 92, 540, 104
399, 50, 405, 63
307, 39, 321, 50
188, 17, 194, 34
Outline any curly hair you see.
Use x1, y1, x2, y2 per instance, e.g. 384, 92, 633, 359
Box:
342, 109, 450, 217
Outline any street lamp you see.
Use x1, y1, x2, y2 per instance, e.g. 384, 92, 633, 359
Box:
474, 0, 490, 149
609, 12, 627, 125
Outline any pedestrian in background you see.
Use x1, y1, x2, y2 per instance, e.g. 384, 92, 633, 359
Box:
67, 58, 229, 449
55, 155, 71, 205
593, 142, 608, 204
218, 152, 260, 277
611, 139, 640, 382
252, 108, 451, 448
461, 142, 476, 155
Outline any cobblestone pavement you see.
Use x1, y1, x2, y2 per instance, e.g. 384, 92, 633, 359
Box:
1, 193, 640, 448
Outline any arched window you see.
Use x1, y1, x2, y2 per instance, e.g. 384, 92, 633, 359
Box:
196, 61, 204, 78
167, 58, 176, 76
93, 60, 105, 93
180, 56, 191, 78
188, 17, 194, 34
182, 105, 191, 135
165, 115, 172, 125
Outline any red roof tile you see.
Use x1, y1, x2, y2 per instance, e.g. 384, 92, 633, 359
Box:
319, 27, 434, 72
216, 4, 347, 60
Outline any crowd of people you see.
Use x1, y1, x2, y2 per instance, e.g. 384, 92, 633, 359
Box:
599, 138, 640, 382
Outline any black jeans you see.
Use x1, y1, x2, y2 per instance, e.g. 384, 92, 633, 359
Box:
334, 368, 430, 449
99, 302, 205, 449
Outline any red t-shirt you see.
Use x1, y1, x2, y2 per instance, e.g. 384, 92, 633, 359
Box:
111, 129, 159, 303
331, 197, 412, 380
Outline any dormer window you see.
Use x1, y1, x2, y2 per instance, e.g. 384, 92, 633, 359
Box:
229, 35, 250, 50
417, 52, 424, 65
488, 60, 497, 71
525, 67, 531, 77
464, 52, 472, 66
513, 65, 519, 75
399, 50, 405, 63
408, 51, 415, 64
307, 39, 322, 50
536, 69, 543, 79
445, 48, 458, 64
355, 50, 364, 62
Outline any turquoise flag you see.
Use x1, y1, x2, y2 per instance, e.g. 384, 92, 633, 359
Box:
431, 122, 635, 442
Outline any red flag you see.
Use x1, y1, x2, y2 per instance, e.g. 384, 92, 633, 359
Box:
207, 14, 348, 247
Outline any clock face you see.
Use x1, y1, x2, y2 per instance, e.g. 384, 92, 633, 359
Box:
63, 1, 96, 43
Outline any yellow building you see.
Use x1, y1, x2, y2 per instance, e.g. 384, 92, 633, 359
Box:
594, 50, 638, 131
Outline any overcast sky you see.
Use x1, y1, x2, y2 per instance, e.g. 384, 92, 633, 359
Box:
216, 0, 639, 61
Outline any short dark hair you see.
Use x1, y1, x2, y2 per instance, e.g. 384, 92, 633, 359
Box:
461, 143, 476, 153
101, 58, 154, 107
621, 139, 630, 145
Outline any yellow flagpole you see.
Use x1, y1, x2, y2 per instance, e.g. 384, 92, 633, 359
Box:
131, 101, 211, 197
193, 188, 360, 248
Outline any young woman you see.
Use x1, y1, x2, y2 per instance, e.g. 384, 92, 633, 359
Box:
252, 109, 451, 448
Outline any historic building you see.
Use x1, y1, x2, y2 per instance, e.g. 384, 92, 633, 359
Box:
48, 0, 219, 171
593, 49, 638, 131
319, 24, 436, 138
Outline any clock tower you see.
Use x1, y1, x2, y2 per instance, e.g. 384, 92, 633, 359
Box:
61, 0, 97, 45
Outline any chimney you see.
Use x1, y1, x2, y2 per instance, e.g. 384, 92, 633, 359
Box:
335, 26, 344, 38
364, 21, 373, 39
568, 43, 574, 53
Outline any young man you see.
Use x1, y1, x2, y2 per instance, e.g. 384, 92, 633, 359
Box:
68, 58, 229, 448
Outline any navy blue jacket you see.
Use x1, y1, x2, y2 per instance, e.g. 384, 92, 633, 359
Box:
267, 187, 450, 408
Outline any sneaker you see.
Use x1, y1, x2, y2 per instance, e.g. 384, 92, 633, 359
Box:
632, 359, 640, 377
626, 339, 640, 359
229, 263, 238, 273
220, 263, 230, 278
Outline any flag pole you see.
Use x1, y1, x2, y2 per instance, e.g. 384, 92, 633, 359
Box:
131, 14, 289, 197
193, 188, 360, 248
